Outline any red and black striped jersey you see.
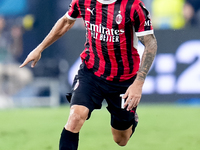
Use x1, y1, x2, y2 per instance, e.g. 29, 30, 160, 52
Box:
66, 0, 153, 82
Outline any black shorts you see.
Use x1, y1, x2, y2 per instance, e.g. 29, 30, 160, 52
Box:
66, 63, 137, 130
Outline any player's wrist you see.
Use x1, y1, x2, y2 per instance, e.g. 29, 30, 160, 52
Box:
134, 77, 145, 85
35, 44, 45, 53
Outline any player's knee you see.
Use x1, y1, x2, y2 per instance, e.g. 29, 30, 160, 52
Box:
113, 134, 129, 146
113, 136, 129, 146
65, 112, 85, 132
112, 126, 132, 147
71, 112, 85, 123
65, 105, 89, 132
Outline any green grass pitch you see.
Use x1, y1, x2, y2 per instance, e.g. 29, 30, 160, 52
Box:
0, 104, 200, 150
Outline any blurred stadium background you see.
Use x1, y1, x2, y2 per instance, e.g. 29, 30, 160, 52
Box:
0, 0, 200, 150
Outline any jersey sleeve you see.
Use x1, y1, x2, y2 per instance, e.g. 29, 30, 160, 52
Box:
131, 2, 154, 37
66, 0, 81, 20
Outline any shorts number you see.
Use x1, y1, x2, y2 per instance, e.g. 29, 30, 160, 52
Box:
120, 94, 125, 109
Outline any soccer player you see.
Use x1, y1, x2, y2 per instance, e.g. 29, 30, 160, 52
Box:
20, 0, 157, 149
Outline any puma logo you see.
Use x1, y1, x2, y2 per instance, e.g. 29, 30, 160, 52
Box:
87, 8, 95, 15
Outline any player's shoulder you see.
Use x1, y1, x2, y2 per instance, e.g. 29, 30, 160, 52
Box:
129, 0, 149, 14
70, 0, 85, 4
127, 0, 142, 5
69, 0, 87, 8
73, 0, 95, 3
124, 0, 143, 10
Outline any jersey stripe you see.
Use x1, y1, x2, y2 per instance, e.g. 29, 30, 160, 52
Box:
79, 0, 90, 64
80, 0, 85, 20
94, 2, 105, 77
113, 0, 123, 81
133, 10, 140, 32
119, 0, 130, 77
137, 2, 146, 32
140, 3, 151, 31
105, 3, 117, 80
85, 0, 95, 69
125, 0, 135, 74
90, 0, 98, 71
71, 3, 80, 18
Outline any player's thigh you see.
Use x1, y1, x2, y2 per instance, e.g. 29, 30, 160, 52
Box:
106, 93, 136, 130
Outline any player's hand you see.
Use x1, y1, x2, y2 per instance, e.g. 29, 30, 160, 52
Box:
19, 49, 41, 68
123, 80, 143, 111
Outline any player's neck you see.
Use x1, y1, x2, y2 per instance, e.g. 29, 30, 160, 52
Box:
97, 0, 117, 4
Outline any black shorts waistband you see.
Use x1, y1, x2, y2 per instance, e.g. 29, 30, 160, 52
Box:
80, 62, 137, 87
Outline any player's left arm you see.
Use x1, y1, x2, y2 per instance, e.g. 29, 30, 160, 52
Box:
137, 34, 157, 81
123, 34, 157, 111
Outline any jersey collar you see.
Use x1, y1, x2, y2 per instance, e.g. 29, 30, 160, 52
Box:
97, 0, 117, 4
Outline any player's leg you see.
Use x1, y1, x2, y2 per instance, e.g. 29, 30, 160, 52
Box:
59, 105, 89, 150
64, 105, 89, 132
106, 93, 138, 147
59, 91, 96, 150
111, 112, 138, 146
111, 126, 132, 146
59, 63, 104, 150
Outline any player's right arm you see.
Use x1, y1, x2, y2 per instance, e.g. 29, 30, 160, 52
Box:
20, 15, 75, 68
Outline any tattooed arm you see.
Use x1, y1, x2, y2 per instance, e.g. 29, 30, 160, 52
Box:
123, 34, 157, 111
137, 34, 157, 81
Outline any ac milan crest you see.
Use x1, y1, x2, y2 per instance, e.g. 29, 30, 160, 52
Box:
115, 11, 122, 24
